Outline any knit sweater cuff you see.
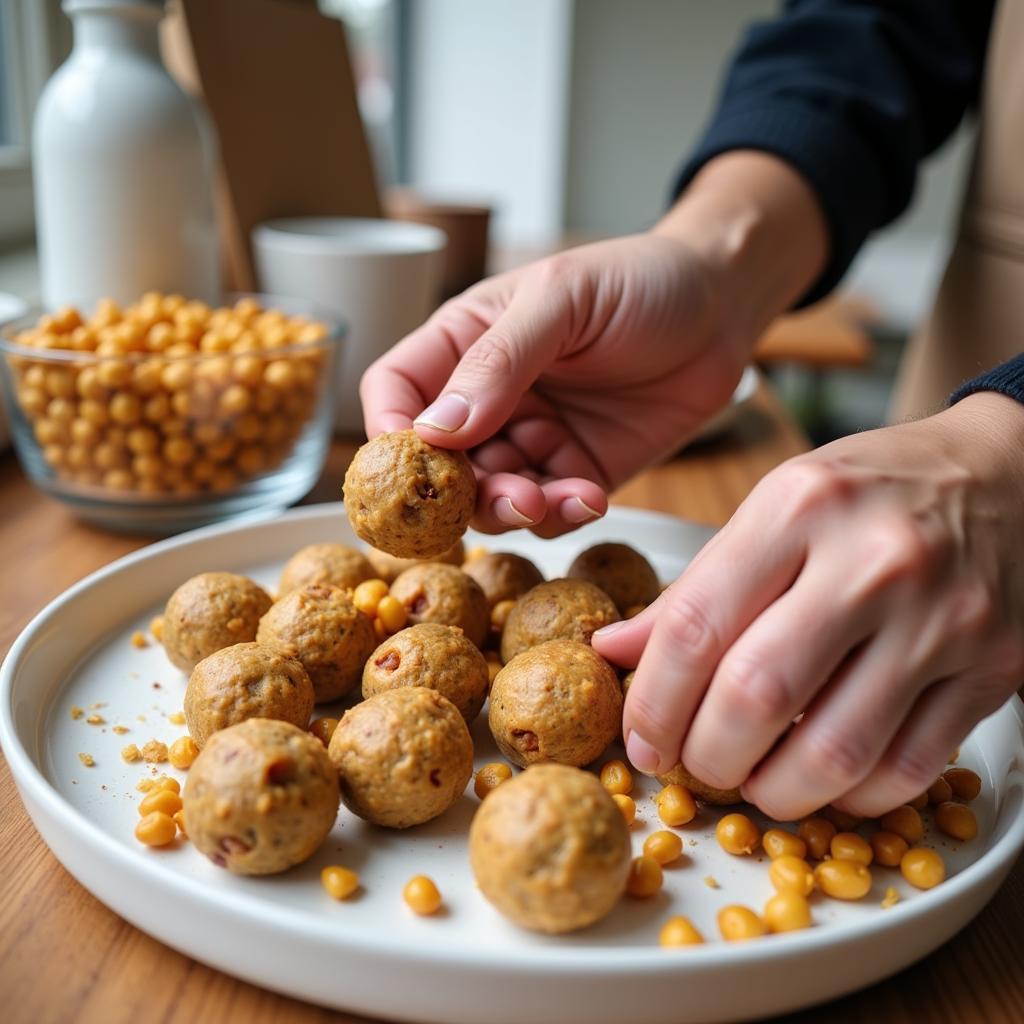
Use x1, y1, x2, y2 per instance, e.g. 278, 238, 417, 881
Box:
949, 353, 1024, 406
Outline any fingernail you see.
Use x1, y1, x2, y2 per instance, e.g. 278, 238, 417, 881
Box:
559, 496, 603, 524
593, 620, 627, 638
626, 731, 662, 774
414, 393, 470, 432
492, 496, 536, 526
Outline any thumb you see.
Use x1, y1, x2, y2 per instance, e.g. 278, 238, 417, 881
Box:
413, 287, 570, 449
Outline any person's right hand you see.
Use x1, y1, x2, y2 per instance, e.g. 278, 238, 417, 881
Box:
360, 231, 749, 538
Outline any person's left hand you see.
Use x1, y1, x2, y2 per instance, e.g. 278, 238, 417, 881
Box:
594, 391, 1024, 819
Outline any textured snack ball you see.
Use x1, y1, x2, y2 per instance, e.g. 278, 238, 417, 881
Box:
364, 539, 465, 584
278, 543, 375, 595
343, 430, 476, 558
462, 552, 545, 609
184, 642, 315, 748
183, 718, 340, 875
566, 542, 660, 614
468, 764, 631, 934
162, 572, 273, 674
500, 579, 620, 664
489, 640, 622, 768
362, 622, 489, 722
257, 584, 376, 703
328, 687, 473, 828
389, 563, 490, 648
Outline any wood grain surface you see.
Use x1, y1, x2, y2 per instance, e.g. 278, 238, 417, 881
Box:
2, 381, 1022, 1024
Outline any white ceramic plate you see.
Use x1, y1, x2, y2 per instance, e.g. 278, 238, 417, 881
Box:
2, 504, 1023, 1024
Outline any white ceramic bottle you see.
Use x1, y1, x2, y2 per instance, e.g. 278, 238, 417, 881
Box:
33, 0, 220, 310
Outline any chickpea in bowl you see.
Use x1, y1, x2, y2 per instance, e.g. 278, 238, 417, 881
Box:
0, 292, 342, 533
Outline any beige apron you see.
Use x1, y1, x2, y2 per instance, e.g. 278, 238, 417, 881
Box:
890, 0, 1024, 421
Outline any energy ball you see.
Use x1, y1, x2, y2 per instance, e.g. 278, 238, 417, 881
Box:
184, 642, 315, 748
362, 623, 489, 722
365, 539, 466, 585
489, 640, 622, 768
162, 572, 273, 674
462, 551, 544, 609
256, 584, 376, 703
278, 543, 375, 596
567, 542, 660, 614
343, 429, 476, 558
328, 687, 474, 828
500, 578, 619, 664
389, 562, 490, 648
469, 764, 631, 934
183, 718, 340, 875
656, 763, 742, 806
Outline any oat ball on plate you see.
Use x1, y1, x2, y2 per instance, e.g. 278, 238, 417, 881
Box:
328, 687, 474, 828
278, 543, 375, 596
184, 642, 315, 748
162, 572, 273, 674
183, 718, 339, 875
389, 562, 489, 648
500, 578, 619, 664
567, 542, 660, 615
362, 623, 489, 722
343, 429, 476, 558
489, 640, 622, 768
256, 584, 376, 702
462, 551, 544, 609
469, 764, 631, 934
365, 539, 466, 585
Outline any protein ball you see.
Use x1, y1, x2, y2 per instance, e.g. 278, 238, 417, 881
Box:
469, 764, 631, 934
343, 429, 476, 558
362, 623, 489, 722
656, 763, 742, 806
162, 572, 273, 674
489, 640, 622, 768
365, 539, 466, 585
329, 687, 474, 828
183, 718, 340, 875
184, 642, 315, 748
462, 551, 544, 609
567, 542, 660, 614
278, 543, 375, 595
389, 562, 489, 648
500, 578, 620, 664
256, 584, 376, 702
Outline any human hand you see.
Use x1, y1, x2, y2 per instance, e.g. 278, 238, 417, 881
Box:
594, 392, 1024, 819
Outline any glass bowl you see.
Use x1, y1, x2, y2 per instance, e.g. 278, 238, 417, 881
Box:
0, 292, 342, 534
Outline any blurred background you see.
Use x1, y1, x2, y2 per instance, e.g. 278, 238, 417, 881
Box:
0, 0, 977, 441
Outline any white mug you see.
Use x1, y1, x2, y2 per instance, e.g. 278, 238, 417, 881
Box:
252, 217, 447, 436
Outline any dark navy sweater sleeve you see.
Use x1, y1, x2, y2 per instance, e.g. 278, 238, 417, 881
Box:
950, 354, 1024, 407
675, 0, 994, 305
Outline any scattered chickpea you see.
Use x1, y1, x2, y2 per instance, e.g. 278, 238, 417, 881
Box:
908, 791, 929, 811
814, 859, 873, 901
167, 711, 186, 726
130, 630, 148, 648
309, 717, 340, 747
86, 714, 105, 725
377, 595, 408, 635
599, 759, 633, 795
643, 830, 684, 866
716, 813, 760, 855
830, 832, 873, 867
769, 855, 816, 897
491, 600, 517, 631
353, 578, 390, 618
657, 783, 697, 827
78, 753, 95, 767
878, 805, 924, 846
121, 744, 142, 763
943, 767, 981, 802
625, 855, 663, 898
659, 916, 704, 947
927, 776, 953, 805
934, 801, 978, 841
173, 810, 188, 838
139, 788, 183, 817
870, 831, 909, 868
141, 739, 169, 763
403, 875, 442, 915
900, 847, 946, 890
69, 706, 84, 720
612, 793, 637, 826
798, 817, 836, 860
154, 775, 181, 794
718, 906, 766, 942
135, 811, 177, 847
474, 762, 513, 799
321, 865, 360, 901
760, 829, 804, 861
764, 891, 813, 933
168, 735, 199, 770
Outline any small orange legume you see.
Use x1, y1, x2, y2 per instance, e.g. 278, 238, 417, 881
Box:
878, 805, 924, 845
139, 788, 183, 817
927, 777, 953, 805
353, 579, 389, 618
934, 801, 978, 841
377, 595, 408, 634
643, 830, 684, 866
121, 744, 142, 763
814, 859, 872, 901
403, 875, 442, 915
762, 828, 807, 860
901, 847, 945, 889
657, 783, 697, 827
135, 811, 177, 847
870, 831, 909, 868
168, 735, 199, 770
599, 759, 633, 795
659, 916, 704, 947
612, 793, 637, 826
625, 855, 663, 898
474, 762, 513, 799
764, 891, 812, 933
716, 813, 760, 855
309, 717, 340, 747
322, 865, 360, 900
830, 832, 873, 866
718, 905, 766, 942
943, 767, 981, 802
798, 817, 836, 860
173, 809, 188, 838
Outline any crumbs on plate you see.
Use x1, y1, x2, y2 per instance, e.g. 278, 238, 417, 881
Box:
142, 739, 168, 763
78, 753, 95, 767
70, 706, 84, 720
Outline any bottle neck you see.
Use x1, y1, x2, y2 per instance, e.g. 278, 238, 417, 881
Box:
70, 4, 163, 59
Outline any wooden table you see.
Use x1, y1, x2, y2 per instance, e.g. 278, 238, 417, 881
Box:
2, 381, 1022, 1024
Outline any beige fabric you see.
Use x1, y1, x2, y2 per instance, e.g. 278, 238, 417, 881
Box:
890, 0, 1024, 421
